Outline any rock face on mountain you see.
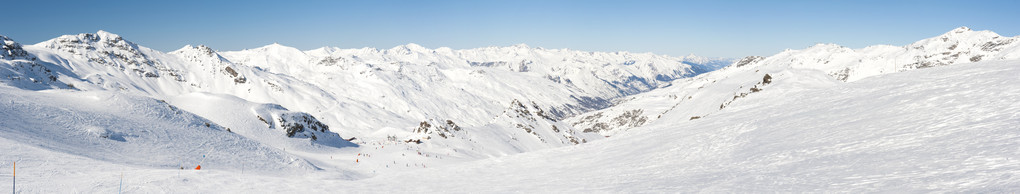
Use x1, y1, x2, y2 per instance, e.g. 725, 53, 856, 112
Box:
2, 36, 31, 60
255, 104, 347, 146
568, 27, 1020, 136
0, 36, 69, 90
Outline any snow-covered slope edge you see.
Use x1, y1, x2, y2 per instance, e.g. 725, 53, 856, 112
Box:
569, 27, 1020, 136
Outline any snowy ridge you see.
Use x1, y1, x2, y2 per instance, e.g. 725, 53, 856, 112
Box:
770, 26, 1019, 82
568, 27, 1020, 136
221, 42, 731, 119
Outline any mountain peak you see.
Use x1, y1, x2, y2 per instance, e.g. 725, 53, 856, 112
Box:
937, 26, 1002, 39
196, 44, 212, 50
40, 30, 137, 49
950, 26, 972, 33
260, 42, 288, 49
38, 30, 148, 59
386, 43, 430, 55
398, 43, 427, 50
308, 46, 340, 54
510, 43, 530, 49
253, 43, 302, 52
805, 43, 848, 51
95, 30, 122, 39
173, 44, 217, 56
913, 27, 1006, 49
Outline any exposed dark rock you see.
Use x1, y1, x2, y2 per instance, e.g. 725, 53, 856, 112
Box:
1, 36, 31, 60
970, 55, 983, 62
733, 56, 765, 68
277, 113, 330, 139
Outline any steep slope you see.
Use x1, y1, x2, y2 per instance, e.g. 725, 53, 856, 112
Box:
169, 92, 355, 150
0, 85, 319, 173
569, 27, 1020, 136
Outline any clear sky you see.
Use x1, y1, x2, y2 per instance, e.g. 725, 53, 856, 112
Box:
5, 0, 1019, 58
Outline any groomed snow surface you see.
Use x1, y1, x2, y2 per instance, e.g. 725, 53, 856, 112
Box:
2, 59, 1017, 192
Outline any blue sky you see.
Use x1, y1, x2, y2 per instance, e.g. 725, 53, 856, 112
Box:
5, 0, 1019, 57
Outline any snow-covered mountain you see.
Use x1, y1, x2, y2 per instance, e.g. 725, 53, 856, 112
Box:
348, 58, 1019, 193
568, 27, 1020, 136
3, 42, 1016, 193
219, 42, 730, 120
3, 26, 1017, 192
1, 31, 732, 165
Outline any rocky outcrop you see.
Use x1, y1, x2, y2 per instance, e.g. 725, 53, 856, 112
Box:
42, 31, 184, 81
414, 119, 463, 139
2, 36, 31, 60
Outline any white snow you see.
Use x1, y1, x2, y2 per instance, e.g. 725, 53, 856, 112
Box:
392, 59, 1018, 192
3, 56, 1016, 193
1, 27, 1018, 192
569, 26, 1020, 136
